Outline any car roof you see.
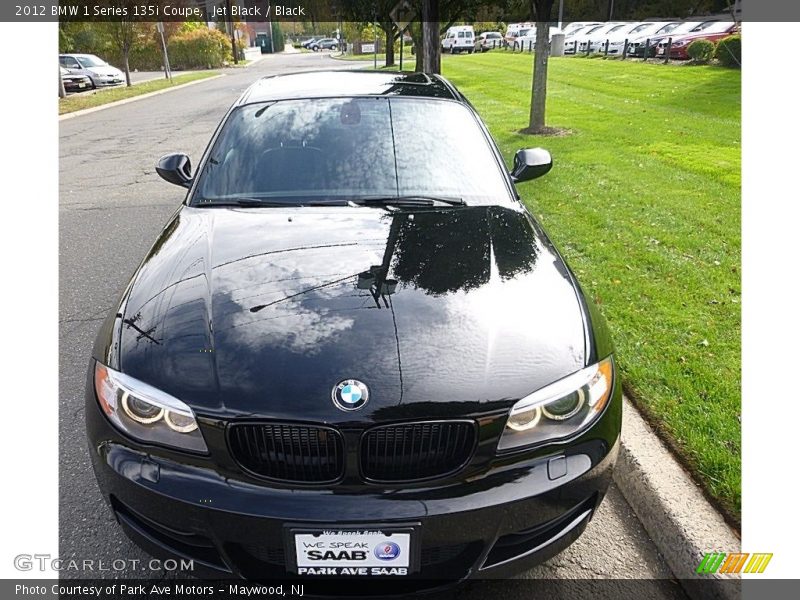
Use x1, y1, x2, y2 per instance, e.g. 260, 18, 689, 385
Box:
237, 70, 461, 105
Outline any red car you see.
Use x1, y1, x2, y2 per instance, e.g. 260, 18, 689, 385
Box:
657, 21, 738, 59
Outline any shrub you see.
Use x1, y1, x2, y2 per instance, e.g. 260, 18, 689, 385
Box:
270, 22, 285, 53
168, 27, 232, 69
124, 40, 164, 71
687, 39, 715, 63
715, 34, 741, 68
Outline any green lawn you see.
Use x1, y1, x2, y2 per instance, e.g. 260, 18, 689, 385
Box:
59, 71, 220, 115
439, 53, 741, 521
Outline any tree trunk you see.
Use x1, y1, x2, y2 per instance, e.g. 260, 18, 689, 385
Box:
409, 22, 423, 72
528, 23, 550, 132
123, 48, 132, 87
384, 28, 395, 67
421, 0, 440, 74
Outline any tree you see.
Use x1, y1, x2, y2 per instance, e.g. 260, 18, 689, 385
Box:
104, 1, 142, 87
526, 0, 555, 134
340, 0, 401, 68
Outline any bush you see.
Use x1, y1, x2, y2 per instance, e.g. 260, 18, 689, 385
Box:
715, 34, 741, 68
270, 22, 285, 53
687, 39, 715, 63
123, 41, 163, 71
168, 27, 232, 69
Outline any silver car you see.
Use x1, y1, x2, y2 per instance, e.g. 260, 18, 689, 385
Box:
59, 54, 124, 88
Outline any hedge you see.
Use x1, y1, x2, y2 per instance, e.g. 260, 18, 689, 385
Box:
687, 39, 715, 63
715, 35, 741, 68
168, 27, 233, 69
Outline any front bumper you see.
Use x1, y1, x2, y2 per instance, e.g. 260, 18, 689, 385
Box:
92, 75, 124, 86
86, 368, 621, 587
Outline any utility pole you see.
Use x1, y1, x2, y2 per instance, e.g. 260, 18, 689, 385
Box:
606, 0, 614, 21
558, 0, 564, 30
156, 22, 172, 82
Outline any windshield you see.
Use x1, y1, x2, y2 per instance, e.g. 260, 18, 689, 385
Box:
703, 21, 734, 33
194, 98, 511, 206
655, 22, 681, 34
77, 55, 107, 68
629, 23, 655, 34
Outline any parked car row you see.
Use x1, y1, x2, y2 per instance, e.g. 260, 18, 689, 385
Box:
446, 18, 738, 60
563, 19, 738, 59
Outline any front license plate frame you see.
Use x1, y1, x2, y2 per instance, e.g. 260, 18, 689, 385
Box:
285, 523, 421, 576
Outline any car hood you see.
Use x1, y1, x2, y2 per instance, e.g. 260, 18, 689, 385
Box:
115, 204, 588, 423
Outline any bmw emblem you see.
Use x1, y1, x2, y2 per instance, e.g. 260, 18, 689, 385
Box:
332, 379, 369, 411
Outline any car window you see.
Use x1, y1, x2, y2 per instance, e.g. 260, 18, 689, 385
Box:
704, 21, 734, 33
195, 98, 511, 206
585, 26, 604, 35
458, 31, 465, 38
77, 55, 107, 68
692, 21, 716, 32
656, 23, 680, 34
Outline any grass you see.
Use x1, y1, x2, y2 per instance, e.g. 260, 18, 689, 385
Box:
437, 53, 741, 521
59, 71, 220, 114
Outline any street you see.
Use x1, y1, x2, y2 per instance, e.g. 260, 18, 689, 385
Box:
59, 52, 683, 595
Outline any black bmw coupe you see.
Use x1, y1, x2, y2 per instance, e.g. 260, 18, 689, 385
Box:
87, 70, 621, 586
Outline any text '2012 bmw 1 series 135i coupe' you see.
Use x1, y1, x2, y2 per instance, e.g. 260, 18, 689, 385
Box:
86, 70, 621, 589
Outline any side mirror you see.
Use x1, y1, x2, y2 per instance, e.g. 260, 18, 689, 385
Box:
156, 153, 193, 188
510, 148, 553, 183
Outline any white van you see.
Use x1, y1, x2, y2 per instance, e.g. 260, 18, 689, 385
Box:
505, 22, 533, 45
442, 25, 475, 53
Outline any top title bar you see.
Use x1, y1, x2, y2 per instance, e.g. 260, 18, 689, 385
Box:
0, 0, 791, 24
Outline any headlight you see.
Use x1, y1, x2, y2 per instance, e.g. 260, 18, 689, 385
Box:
94, 362, 208, 453
497, 356, 614, 451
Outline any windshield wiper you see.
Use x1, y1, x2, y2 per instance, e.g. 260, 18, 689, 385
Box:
195, 198, 346, 208
352, 195, 466, 208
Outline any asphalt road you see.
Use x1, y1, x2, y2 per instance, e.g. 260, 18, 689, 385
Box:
59, 52, 684, 596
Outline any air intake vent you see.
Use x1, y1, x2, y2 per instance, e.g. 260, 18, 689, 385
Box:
228, 423, 344, 483
360, 421, 477, 482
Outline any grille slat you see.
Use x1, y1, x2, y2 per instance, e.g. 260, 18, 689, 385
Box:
361, 421, 476, 482
229, 423, 345, 483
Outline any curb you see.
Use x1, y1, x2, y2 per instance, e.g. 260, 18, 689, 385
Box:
59, 74, 225, 121
615, 397, 740, 600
